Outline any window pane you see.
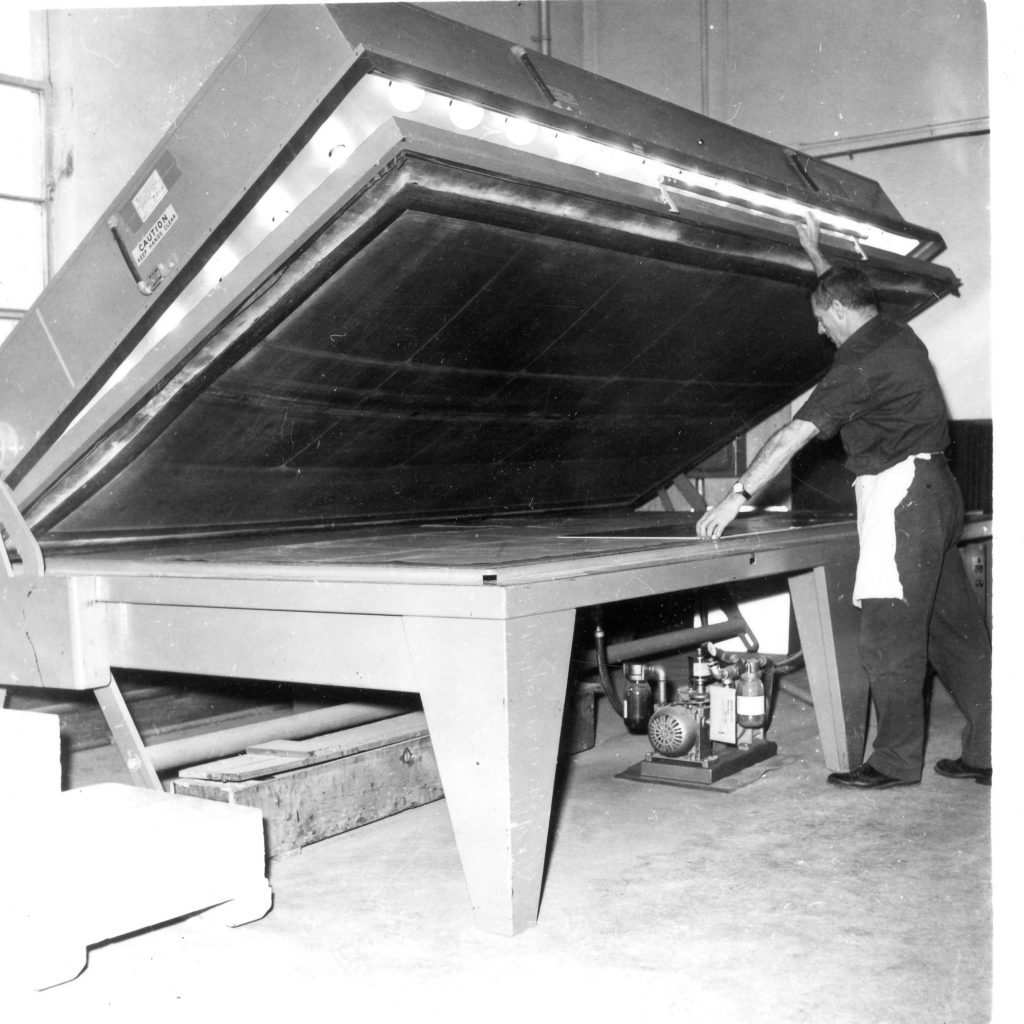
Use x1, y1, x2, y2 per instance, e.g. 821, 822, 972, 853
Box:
0, 84, 43, 197
0, 317, 17, 350
0, 8, 34, 79
0, 198, 45, 309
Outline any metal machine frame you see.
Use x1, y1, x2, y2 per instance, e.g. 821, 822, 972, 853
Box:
0, 510, 882, 933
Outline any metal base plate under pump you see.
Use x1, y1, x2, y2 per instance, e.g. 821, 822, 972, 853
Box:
616, 739, 778, 790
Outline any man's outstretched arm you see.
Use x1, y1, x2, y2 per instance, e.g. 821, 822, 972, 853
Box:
797, 214, 832, 277
695, 418, 820, 540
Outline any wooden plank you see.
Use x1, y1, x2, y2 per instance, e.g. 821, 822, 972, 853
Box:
173, 735, 445, 857
249, 711, 429, 760
178, 751, 306, 782
180, 712, 431, 781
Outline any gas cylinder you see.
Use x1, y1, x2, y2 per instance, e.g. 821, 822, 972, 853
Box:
736, 658, 766, 729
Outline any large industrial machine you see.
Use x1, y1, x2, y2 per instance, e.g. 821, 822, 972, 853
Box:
0, 4, 983, 935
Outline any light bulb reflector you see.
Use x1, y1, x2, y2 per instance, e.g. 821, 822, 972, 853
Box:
389, 81, 426, 112
554, 132, 585, 163
604, 147, 637, 177
310, 115, 353, 166
505, 117, 538, 146
449, 99, 484, 130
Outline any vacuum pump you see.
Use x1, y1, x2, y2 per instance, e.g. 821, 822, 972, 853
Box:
619, 644, 778, 787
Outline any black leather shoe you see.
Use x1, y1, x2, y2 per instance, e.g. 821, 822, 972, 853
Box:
934, 757, 992, 785
827, 763, 918, 789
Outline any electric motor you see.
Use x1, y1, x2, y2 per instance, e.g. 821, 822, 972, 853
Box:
647, 703, 699, 757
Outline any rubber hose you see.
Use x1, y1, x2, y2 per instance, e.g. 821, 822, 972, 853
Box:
595, 624, 625, 717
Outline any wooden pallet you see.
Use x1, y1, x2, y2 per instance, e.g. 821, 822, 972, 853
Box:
172, 692, 596, 858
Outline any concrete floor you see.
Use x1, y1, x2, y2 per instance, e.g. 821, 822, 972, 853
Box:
11, 668, 996, 1024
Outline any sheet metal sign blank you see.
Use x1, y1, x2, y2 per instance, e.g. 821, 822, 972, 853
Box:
132, 168, 170, 224
120, 150, 182, 233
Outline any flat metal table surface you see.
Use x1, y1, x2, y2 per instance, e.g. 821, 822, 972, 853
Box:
43, 510, 857, 585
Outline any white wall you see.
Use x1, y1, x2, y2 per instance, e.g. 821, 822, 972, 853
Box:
419, 1, 585, 62
581, 0, 706, 111
841, 138, 991, 419
710, 0, 990, 419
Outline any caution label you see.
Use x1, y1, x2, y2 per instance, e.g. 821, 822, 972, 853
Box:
131, 205, 178, 267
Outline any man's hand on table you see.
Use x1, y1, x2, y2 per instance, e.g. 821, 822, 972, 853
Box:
696, 492, 745, 541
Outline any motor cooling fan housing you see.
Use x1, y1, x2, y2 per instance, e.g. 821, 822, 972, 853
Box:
647, 704, 699, 757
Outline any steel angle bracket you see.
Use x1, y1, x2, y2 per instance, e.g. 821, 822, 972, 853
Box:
0, 478, 44, 579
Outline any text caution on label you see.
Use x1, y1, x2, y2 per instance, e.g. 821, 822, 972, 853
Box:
132, 205, 178, 267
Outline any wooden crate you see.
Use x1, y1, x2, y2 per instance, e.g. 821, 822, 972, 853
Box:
172, 692, 596, 858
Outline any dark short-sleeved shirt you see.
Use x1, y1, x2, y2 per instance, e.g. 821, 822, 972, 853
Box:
794, 314, 949, 477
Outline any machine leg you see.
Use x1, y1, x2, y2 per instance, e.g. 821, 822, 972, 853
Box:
789, 562, 869, 772
406, 610, 576, 937
93, 673, 163, 790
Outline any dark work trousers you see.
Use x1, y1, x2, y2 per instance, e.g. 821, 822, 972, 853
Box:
858, 456, 991, 782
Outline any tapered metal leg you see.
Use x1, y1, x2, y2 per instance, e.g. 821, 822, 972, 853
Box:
789, 562, 869, 772
405, 610, 575, 936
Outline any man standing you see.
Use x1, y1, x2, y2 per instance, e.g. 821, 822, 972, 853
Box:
696, 217, 991, 789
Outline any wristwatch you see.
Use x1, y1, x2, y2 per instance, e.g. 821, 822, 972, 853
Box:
732, 481, 751, 500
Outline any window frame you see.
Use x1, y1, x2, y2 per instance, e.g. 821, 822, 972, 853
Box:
0, 38, 51, 342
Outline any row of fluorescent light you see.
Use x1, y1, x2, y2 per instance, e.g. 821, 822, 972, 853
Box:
377, 75, 919, 257
68, 71, 917, 436
142, 72, 928, 353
